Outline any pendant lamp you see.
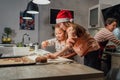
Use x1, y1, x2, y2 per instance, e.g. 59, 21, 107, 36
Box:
32, 0, 50, 5
23, 10, 33, 19
26, 1, 39, 14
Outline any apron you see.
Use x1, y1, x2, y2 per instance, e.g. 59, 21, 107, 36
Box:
98, 40, 109, 58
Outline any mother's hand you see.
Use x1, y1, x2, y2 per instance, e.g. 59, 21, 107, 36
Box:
66, 38, 77, 48
45, 53, 58, 59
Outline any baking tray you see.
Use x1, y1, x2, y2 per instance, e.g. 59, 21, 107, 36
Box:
0, 56, 35, 67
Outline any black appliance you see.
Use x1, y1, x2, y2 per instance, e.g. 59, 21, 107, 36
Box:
102, 4, 120, 27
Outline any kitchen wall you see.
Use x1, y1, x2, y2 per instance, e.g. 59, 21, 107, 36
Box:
38, 0, 99, 43
0, 0, 98, 63
0, 0, 99, 63
99, 0, 120, 6
0, 0, 39, 44
0, 0, 99, 44
38, 0, 99, 54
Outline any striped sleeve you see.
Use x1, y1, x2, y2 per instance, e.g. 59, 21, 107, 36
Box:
94, 28, 120, 45
106, 33, 120, 45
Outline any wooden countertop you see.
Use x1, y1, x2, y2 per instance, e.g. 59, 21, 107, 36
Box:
0, 49, 104, 80
0, 63, 104, 80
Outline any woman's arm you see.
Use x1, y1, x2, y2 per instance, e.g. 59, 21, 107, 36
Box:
46, 47, 70, 59
62, 52, 76, 59
54, 46, 69, 56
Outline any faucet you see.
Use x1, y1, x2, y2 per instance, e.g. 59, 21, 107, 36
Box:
22, 33, 30, 46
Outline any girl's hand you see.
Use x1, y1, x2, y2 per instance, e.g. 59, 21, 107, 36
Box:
41, 41, 48, 49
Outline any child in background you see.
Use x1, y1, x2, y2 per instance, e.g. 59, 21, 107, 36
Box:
41, 25, 76, 59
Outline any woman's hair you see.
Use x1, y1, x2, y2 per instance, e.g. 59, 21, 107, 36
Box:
105, 18, 117, 26
68, 23, 86, 37
55, 22, 86, 37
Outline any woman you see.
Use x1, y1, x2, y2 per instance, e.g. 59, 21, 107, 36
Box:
61, 22, 101, 70
50, 10, 101, 70
94, 18, 120, 73
94, 18, 120, 56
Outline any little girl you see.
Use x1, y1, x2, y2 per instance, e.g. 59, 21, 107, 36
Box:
41, 25, 76, 59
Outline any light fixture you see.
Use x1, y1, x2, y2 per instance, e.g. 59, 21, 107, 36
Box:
26, 1, 39, 14
23, 10, 33, 19
32, 0, 50, 5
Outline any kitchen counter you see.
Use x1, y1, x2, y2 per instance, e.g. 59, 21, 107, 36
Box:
104, 51, 120, 57
0, 63, 104, 80
104, 51, 120, 68
0, 49, 104, 80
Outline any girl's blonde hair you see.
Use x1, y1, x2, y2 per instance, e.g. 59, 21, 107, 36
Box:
54, 24, 67, 39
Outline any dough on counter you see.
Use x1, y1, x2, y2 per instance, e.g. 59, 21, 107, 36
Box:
45, 53, 57, 59
35, 56, 47, 63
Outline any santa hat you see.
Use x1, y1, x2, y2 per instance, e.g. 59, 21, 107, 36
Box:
56, 10, 73, 23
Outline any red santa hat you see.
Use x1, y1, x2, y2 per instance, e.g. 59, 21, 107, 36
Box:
56, 10, 73, 23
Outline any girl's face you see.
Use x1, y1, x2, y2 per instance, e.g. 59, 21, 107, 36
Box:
55, 28, 66, 41
66, 26, 76, 38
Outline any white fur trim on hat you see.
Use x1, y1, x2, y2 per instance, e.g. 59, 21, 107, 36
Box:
56, 18, 71, 23
70, 19, 73, 22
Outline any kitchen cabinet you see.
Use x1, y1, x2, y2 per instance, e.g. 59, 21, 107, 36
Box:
104, 51, 120, 68
88, 4, 111, 29
112, 54, 120, 68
